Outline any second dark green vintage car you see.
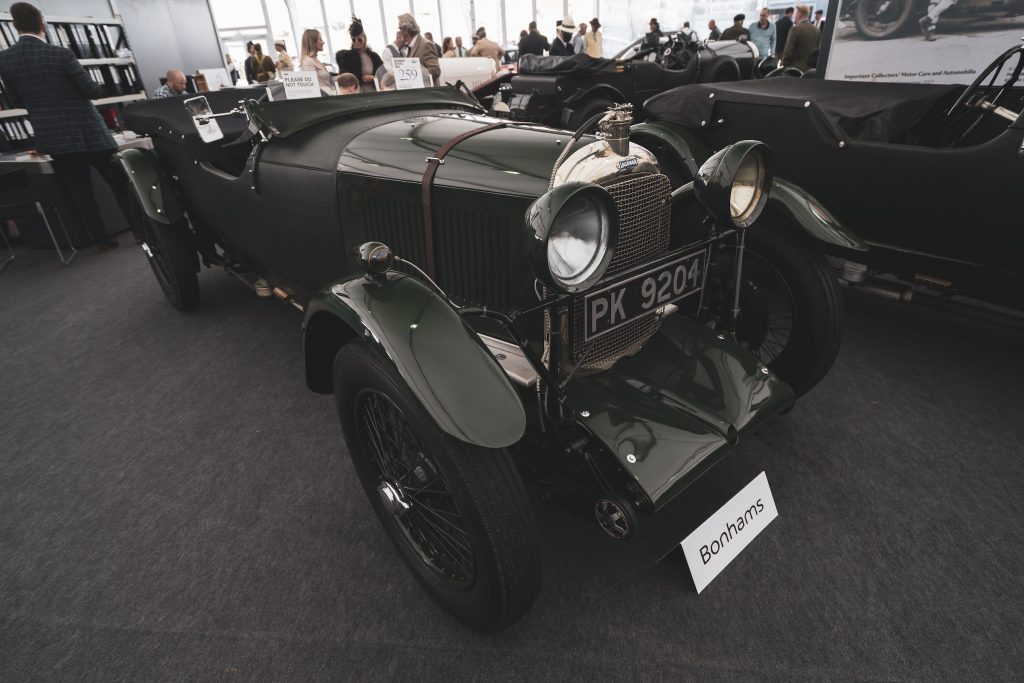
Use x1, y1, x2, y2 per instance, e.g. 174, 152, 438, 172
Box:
118, 86, 863, 632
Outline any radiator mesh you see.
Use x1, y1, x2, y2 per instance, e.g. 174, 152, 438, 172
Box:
570, 172, 672, 369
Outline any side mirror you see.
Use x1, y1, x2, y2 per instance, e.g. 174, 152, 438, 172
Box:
184, 95, 224, 143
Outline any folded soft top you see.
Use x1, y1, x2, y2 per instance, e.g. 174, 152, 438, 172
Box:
644, 78, 960, 143
518, 53, 619, 76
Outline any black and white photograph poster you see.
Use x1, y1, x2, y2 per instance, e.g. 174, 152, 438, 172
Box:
823, 0, 1024, 83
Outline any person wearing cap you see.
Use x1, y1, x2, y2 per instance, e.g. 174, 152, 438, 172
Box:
721, 14, 751, 40
274, 40, 293, 73
398, 12, 441, 82
336, 17, 383, 92
584, 17, 602, 58
468, 26, 503, 68
549, 16, 575, 56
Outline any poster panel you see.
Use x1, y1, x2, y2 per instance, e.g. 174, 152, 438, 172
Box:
823, 0, 1024, 84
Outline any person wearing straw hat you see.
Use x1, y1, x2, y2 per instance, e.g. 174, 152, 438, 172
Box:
273, 39, 292, 73
550, 16, 575, 56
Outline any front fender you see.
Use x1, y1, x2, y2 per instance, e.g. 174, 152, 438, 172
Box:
115, 147, 183, 225
764, 178, 867, 251
638, 122, 866, 252
303, 272, 527, 450
630, 121, 711, 179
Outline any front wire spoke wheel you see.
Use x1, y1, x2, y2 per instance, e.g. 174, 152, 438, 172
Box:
334, 343, 542, 632
738, 257, 797, 366
726, 224, 844, 397
355, 388, 476, 587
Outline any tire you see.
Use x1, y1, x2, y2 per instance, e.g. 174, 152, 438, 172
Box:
730, 221, 844, 397
699, 55, 741, 83
854, 0, 917, 39
568, 97, 614, 130
141, 215, 199, 311
333, 342, 541, 633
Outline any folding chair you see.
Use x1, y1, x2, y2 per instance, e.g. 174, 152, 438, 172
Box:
0, 169, 77, 266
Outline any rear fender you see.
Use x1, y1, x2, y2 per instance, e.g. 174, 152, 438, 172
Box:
115, 147, 183, 225
564, 83, 628, 107
303, 272, 527, 449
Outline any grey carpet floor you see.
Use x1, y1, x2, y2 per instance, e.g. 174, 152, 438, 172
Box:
1, 244, 1022, 681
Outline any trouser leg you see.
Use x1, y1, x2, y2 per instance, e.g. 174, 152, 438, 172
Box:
86, 149, 144, 239
927, 0, 958, 25
50, 152, 113, 246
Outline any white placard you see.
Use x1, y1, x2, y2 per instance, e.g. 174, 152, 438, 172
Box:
393, 57, 425, 90
184, 96, 224, 143
282, 70, 321, 99
680, 471, 778, 593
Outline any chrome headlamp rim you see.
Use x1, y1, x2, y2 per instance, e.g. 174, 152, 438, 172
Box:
693, 140, 773, 229
525, 182, 619, 294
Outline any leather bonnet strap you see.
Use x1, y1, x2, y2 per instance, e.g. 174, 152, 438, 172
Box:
421, 121, 514, 279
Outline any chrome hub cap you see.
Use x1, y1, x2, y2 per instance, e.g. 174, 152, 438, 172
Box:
377, 481, 411, 517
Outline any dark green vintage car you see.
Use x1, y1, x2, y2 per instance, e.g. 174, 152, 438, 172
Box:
118, 87, 863, 632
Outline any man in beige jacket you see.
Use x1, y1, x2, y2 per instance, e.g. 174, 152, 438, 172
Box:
468, 27, 503, 69
398, 13, 440, 83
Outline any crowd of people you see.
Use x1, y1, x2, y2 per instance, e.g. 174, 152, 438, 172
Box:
698, 5, 825, 72
150, 6, 829, 102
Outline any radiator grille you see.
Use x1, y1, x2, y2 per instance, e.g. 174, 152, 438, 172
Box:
571, 172, 672, 369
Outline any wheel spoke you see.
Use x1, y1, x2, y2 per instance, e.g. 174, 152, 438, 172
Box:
361, 399, 395, 480
413, 499, 470, 539
409, 508, 473, 574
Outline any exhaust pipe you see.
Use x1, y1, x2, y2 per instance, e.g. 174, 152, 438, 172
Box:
842, 277, 1024, 332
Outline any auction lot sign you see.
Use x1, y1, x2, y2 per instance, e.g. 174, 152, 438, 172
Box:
821, 0, 1024, 84
680, 472, 778, 593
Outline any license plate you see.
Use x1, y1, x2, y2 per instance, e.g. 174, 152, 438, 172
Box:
583, 248, 708, 342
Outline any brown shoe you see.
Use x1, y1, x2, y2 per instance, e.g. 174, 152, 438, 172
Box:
97, 239, 119, 253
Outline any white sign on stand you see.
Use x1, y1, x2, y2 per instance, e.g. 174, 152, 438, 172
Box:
393, 57, 425, 90
282, 70, 322, 99
680, 471, 779, 593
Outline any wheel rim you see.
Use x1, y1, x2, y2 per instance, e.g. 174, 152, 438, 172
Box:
355, 388, 476, 587
736, 250, 796, 365
858, 0, 912, 35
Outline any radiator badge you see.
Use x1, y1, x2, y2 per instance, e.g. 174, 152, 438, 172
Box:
616, 156, 639, 171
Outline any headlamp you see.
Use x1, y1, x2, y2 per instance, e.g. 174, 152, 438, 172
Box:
694, 140, 772, 228
525, 182, 618, 293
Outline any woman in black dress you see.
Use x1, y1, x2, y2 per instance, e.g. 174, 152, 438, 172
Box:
335, 17, 383, 92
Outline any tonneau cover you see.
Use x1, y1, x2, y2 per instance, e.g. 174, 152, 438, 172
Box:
518, 53, 618, 75
645, 79, 960, 144
123, 86, 485, 147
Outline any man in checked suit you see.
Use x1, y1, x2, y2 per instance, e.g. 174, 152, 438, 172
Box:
0, 2, 135, 250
